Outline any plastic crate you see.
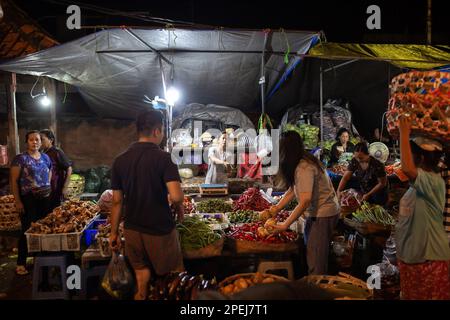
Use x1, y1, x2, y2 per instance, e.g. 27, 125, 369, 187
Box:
84, 218, 107, 247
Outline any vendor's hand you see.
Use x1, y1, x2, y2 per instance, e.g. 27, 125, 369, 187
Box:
271, 223, 288, 233
109, 233, 121, 251
398, 115, 412, 135
362, 194, 370, 202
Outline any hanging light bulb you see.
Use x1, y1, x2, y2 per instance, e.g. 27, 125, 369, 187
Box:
166, 87, 180, 106
40, 95, 51, 107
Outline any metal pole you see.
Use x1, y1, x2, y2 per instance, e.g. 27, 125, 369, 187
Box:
427, 0, 432, 45
48, 78, 58, 146
319, 65, 324, 146
7, 73, 19, 156
260, 31, 268, 115
158, 57, 171, 152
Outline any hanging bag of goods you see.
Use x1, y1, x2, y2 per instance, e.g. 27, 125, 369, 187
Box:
387, 71, 450, 141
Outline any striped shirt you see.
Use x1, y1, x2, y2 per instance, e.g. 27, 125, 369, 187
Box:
440, 169, 450, 237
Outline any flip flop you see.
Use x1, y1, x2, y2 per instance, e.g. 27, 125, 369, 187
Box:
15, 266, 29, 276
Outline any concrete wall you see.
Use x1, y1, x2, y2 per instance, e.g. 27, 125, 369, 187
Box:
2, 116, 137, 170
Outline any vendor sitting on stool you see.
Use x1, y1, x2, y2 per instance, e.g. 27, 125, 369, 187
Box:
330, 128, 355, 165
337, 142, 388, 206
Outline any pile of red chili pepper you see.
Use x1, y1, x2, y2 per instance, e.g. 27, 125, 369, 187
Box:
183, 196, 195, 214
227, 222, 298, 244
275, 210, 290, 223
233, 188, 271, 212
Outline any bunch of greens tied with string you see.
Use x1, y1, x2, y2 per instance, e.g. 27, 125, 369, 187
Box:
352, 202, 396, 226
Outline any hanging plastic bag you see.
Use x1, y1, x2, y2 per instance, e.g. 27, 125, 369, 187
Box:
101, 251, 135, 299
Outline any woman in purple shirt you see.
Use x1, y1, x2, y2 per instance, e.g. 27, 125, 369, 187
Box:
10, 131, 52, 275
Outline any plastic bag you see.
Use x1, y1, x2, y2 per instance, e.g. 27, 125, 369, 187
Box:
85, 169, 101, 193
101, 252, 135, 299
98, 189, 113, 212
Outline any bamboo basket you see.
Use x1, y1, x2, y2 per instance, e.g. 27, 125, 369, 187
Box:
302, 272, 373, 300
0, 196, 21, 231
344, 218, 392, 235
219, 272, 289, 295
229, 238, 298, 254
387, 71, 450, 142
67, 177, 85, 198
183, 237, 224, 259
339, 205, 359, 219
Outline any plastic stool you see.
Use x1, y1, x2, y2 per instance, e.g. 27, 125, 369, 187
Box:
32, 254, 69, 300
79, 265, 107, 299
257, 260, 295, 280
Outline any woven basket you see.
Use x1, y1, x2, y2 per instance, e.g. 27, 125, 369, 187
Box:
387, 71, 450, 142
67, 178, 85, 198
0, 196, 21, 231
229, 238, 298, 254
302, 272, 373, 300
219, 272, 289, 295
339, 205, 359, 219
183, 237, 224, 259
344, 218, 392, 236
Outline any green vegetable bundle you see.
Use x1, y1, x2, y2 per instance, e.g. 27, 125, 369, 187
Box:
283, 123, 319, 150
228, 210, 259, 223
177, 216, 222, 250
352, 202, 395, 226
323, 140, 335, 151
196, 199, 233, 213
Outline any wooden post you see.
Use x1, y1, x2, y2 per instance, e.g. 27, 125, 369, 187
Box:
427, 0, 432, 45
6, 72, 19, 158
47, 78, 57, 146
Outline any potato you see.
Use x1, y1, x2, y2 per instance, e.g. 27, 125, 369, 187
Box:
262, 277, 275, 284
264, 218, 277, 229
222, 284, 234, 295
254, 272, 264, 283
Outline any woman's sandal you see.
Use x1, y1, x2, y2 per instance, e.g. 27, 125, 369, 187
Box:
15, 266, 29, 276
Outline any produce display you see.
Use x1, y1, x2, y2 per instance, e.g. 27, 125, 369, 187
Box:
285, 199, 298, 211
149, 271, 217, 300
0, 195, 21, 231
183, 196, 196, 214
227, 210, 259, 224
28, 200, 99, 234
177, 215, 222, 251
233, 188, 271, 212
227, 221, 297, 244
340, 189, 362, 208
219, 272, 287, 296
67, 174, 85, 198
387, 71, 450, 142
329, 163, 348, 176
196, 199, 233, 213
323, 140, 335, 151
352, 202, 396, 226
275, 210, 290, 223
283, 123, 320, 149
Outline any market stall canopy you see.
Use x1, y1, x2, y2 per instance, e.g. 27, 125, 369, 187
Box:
0, 27, 320, 119
172, 103, 255, 131
309, 43, 450, 69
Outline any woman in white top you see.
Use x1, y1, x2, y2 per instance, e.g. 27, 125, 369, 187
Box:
269, 131, 340, 274
205, 133, 231, 184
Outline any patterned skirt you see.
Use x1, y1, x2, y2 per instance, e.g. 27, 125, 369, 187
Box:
398, 260, 450, 300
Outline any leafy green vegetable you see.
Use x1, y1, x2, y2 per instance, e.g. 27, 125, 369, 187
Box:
177, 216, 222, 250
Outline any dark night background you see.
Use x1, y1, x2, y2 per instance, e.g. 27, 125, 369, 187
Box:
12, 0, 450, 45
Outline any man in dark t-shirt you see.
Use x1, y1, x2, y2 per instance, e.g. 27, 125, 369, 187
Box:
110, 109, 185, 300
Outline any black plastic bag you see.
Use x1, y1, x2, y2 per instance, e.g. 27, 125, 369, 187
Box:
101, 252, 135, 299
85, 168, 101, 193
